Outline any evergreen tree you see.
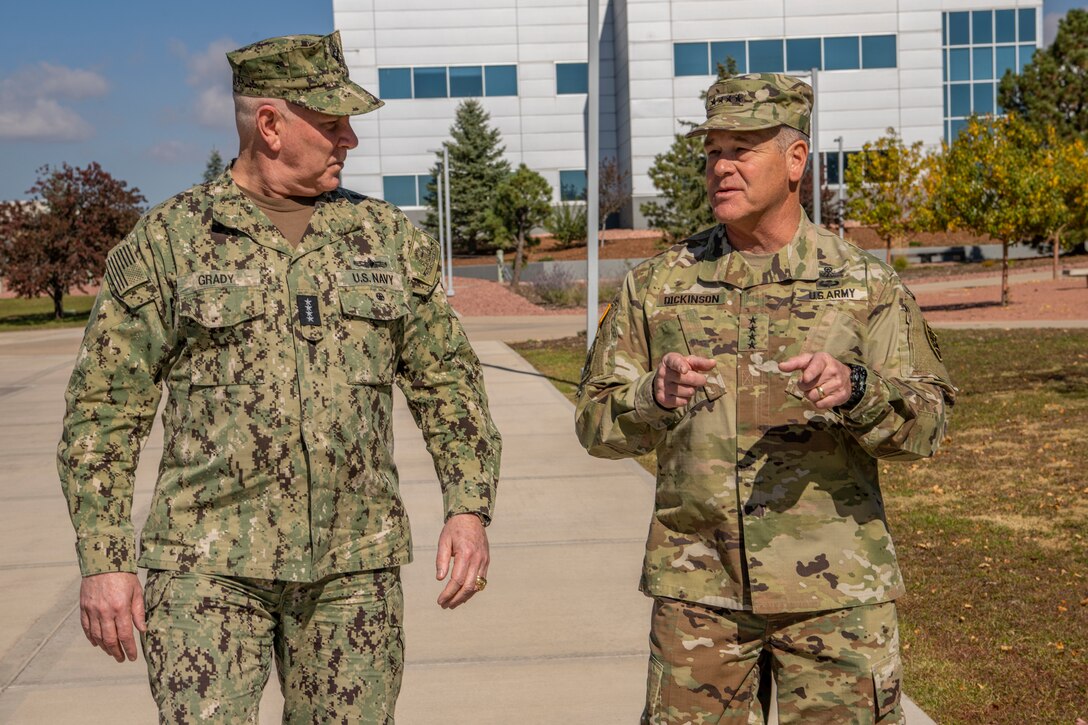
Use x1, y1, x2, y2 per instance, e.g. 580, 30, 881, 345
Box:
202, 148, 226, 183
425, 100, 511, 254
487, 164, 552, 287
998, 9, 1088, 142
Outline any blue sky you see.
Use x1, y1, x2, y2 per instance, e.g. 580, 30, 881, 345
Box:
0, 1, 1083, 204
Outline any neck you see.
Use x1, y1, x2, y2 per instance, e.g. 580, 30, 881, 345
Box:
723, 204, 802, 254
232, 150, 293, 199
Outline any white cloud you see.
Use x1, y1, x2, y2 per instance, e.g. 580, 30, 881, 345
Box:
0, 62, 108, 141
146, 140, 196, 164
172, 38, 237, 129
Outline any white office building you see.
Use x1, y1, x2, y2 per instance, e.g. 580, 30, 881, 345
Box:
332, 0, 1043, 226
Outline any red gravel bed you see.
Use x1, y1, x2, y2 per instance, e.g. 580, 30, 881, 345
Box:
914, 277, 1088, 322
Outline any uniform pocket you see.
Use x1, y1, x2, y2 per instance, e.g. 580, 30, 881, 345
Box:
872, 651, 902, 718
644, 652, 667, 721
677, 309, 729, 403
337, 285, 409, 385
179, 284, 267, 386
142, 569, 178, 617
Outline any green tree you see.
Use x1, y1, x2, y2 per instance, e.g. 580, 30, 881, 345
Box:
922, 115, 1047, 306
202, 148, 226, 183
640, 60, 738, 242
487, 164, 552, 287
1030, 127, 1088, 279
844, 128, 929, 264
0, 163, 144, 318
425, 100, 511, 254
998, 9, 1088, 142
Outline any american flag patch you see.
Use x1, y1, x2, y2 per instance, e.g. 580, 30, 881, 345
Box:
104, 244, 149, 294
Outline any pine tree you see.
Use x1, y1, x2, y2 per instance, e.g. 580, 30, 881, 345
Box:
998, 8, 1088, 142
487, 164, 552, 286
202, 148, 226, 183
424, 100, 511, 254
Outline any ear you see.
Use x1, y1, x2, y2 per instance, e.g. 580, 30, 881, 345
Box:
787, 138, 809, 184
254, 104, 284, 153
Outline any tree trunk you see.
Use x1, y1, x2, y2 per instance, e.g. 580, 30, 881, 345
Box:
885, 238, 892, 266
512, 231, 525, 288
52, 284, 65, 320
1052, 231, 1062, 281
1001, 240, 1010, 307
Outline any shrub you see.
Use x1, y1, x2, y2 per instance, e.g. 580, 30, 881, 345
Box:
893, 256, 910, 272
546, 202, 587, 248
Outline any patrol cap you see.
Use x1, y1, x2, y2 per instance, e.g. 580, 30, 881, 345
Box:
227, 31, 383, 116
686, 73, 813, 138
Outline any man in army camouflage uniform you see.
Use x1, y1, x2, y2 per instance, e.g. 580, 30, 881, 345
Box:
576, 74, 954, 723
57, 32, 500, 723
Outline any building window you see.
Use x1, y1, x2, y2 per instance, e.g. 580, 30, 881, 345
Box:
942, 8, 1038, 143
673, 34, 898, 77
711, 41, 746, 73
383, 174, 434, 207
449, 66, 483, 97
786, 38, 821, 72
823, 37, 860, 71
378, 64, 518, 99
861, 35, 897, 69
556, 63, 589, 94
485, 65, 518, 96
559, 169, 587, 201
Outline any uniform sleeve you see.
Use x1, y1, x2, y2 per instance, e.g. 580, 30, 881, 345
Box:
395, 227, 501, 524
57, 231, 175, 575
840, 275, 956, 460
575, 268, 684, 459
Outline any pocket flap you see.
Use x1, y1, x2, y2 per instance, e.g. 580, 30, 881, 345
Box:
339, 285, 409, 321
872, 652, 902, 717
179, 285, 265, 328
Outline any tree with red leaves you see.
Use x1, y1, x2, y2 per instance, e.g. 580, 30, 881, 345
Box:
0, 162, 144, 319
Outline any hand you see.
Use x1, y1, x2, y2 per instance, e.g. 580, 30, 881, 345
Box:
779, 352, 852, 409
79, 572, 146, 663
435, 513, 489, 610
654, 353, 717, 409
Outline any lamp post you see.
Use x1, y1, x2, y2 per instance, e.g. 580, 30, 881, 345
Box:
442, 146, 454, 296
427, 148, 447, 289
833, 135, 845, 233
810, 67, 821, 226
586, 0, 600, 348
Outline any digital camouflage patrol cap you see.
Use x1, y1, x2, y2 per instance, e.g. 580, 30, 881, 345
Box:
227, 31, 383, 116
686, 73, 813, 138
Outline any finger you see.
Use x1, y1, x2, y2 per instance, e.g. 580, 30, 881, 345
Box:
662, 353, 691, 375
131, 585, 147, 634
438, 557, 468, 608
685, 356, 717, 372
667, 384, 697, 399
435, 530, 452, 580
800, 355, 826, 386
87, 608, 103, 649
778, 353, 812, 373
675, 371, 708, 388
80, 607, 94, 645
116, 613, 139, 662
98, 614, 125, 663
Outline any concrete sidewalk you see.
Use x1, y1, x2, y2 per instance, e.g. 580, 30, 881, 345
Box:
0, 326, 934, 723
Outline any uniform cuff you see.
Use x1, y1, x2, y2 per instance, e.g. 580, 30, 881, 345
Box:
75, 534, 138, 576
443, 482, 496, 527
840, 373, 890, 429
633, 371, 686, 429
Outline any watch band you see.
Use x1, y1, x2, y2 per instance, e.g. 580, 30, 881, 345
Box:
841, 364, 867, 411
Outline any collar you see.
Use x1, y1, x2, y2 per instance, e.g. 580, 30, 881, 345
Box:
697, 210, 825, 289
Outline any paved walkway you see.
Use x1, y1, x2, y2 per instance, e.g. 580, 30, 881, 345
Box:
0, 325, 936, 723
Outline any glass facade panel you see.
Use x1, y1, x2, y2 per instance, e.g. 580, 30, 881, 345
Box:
786, 37, 821, 71
749, 40, 784, 72
950, 84, 971, 117
378, 68, 412, 99
995, 9, 1016, 43
996, 46, 1017, 79
862, 35, 897, 69
674, 43, 709, 76
383, 176, 417, 207
556, 62, 588, 93
417, 175, 435, 206
710, 41, 746, 74
950, 119, 967, 140
949, 48, 971, 82
485, 65, 518, 96
972, 47, 993, 80
972, 10, 993, 44
413, 67, 447, 98
973, 82, 995, 115
1019, 44, 1035, 71
449, 66, 483, 97
559, 169, 587, 201
948, 12, 970, 45
1019, 8, 1036, 42
824, 36, 860, 70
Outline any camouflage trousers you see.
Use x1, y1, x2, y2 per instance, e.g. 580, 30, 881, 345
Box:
642, 598, 903, 725
140, 567, 403, 724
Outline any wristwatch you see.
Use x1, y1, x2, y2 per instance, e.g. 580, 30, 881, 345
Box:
840, 364, 867, 411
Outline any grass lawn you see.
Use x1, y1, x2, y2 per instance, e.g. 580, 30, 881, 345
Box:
0, 296, 95, 332
512, 329, 1088, 725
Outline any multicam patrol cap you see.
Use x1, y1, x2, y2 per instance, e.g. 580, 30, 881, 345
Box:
686, 73, 813, 138
227, 31, 383, 116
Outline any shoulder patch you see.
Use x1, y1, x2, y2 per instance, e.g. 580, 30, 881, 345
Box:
104, 243, 156, 310
408, 230, 441, 296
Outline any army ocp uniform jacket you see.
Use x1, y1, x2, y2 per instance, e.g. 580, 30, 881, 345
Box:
576, 214, 954, 614
58, 169, 501, 582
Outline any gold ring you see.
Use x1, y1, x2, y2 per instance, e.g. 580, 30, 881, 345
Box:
817, 385, 827, 399
474, 576, 487, 592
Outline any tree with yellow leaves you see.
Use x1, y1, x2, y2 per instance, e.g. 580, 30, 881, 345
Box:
1033, 128, 1088, 279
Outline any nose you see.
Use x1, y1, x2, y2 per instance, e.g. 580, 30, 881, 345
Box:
712, 155, 736, 177
339, 118, 359, 150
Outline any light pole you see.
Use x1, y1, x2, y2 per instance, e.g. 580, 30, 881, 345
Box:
427, 148, 446, 290
833, 135, 845, 232
443, 146, 454, 297
586, 0, 600, 348
810, 67, 821, 226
